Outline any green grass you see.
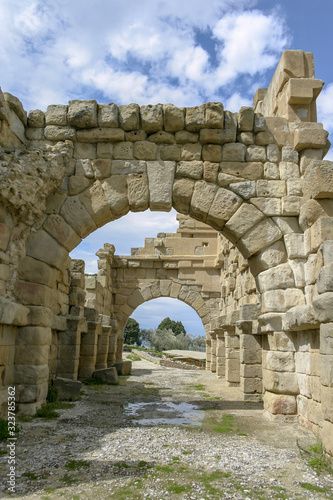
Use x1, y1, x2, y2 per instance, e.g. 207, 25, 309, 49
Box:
167, 482, 191, 494
0, 418, 10, 441
22, 472, 38, 480
65, 460, 90, 469
300, 482, 330, 493
297, 439, 333, 476
18, 415, 33, 422
126, 354, 142, 361
35, 404, 60, 419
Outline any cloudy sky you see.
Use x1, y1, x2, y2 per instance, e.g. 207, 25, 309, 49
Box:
1, 0, 332, 335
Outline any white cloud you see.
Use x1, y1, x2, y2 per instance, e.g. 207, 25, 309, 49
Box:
0, 0, 289, 111
317, 83, 333, 132
225, 92, 252, 112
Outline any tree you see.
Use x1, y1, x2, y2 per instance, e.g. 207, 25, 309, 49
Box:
124, 318, 142, 346
158, 317, 186, 335
150, 329, 191, 351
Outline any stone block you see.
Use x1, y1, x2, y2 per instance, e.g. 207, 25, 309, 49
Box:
68, 100, 98, 128
79, 180, 114, 228
98, 103, 118, 128
26, 229, 69, 271
163, 104, 184, 132
294, 124, 329, 151
147, 161, 175, 211
102, 175, 129, 217
262, 369, 298, 394
114, 360, 132, 375
313, 292, 333, 322
46, 104, 67, 125
134, 141, 158, 160
264, 392, 297, 414
284, 305, 318, 331
258, 263, 295, 292
256, 180, 286, 198
224, 203, 265, 242
181, 143, 201, 161
237, 107, 254, 132
60, 196, 97, 238
119, 104, 140, 130
190, 181, 217, 222
44, 214, 81, 252
303, 160, 333, 201
251, 197, 281, 216
44, 125, 76, 141
160, 144, 181, 161
92, 367, 119, 384
202, 145, 222, 163
28, 109, 45, 128
76, 128, 124, 143
53, 377, 82, 401
264, 162, 280, 179
200, 128, 236, 144
207, 187, 242, 230
176, 160, 203, 179
320, 323, 333, 355
222, 143, 246, 162
91, 159, 111, 179
238, 219, 282, 259
140, 104, 163, 133
263, 351, 295, 372
220, 161, 263, 180
246, 145, 266, 162
128, 173, 149, 212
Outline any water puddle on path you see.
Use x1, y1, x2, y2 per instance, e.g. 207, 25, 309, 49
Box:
125, 401, 204, 426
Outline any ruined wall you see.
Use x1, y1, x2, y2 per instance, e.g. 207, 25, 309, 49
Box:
0, 50, 333, 459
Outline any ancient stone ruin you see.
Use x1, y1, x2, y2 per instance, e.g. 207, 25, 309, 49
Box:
0, 50, 332, 460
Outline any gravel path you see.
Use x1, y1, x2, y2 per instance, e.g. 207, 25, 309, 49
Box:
1, 356, 333, 499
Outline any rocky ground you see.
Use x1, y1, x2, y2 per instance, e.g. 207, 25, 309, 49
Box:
1, 354, 333, 499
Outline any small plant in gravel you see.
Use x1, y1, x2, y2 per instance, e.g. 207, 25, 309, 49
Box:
300, 482, 330, 493
297, 439, 333, 476
66, 460, 90, 469
35, 404, 59, 419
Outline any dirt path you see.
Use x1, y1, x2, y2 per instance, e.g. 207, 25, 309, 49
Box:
1, 356, 332, 499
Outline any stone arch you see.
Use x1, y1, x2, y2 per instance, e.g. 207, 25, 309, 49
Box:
1, 50, 333, 460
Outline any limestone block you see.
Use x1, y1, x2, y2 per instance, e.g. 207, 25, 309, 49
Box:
320, 323, 333, 355
224, 204, 264, 243
220, 162, 263, 180
240, 348, 262, 364
61, 196, 97, 237
76, 159, 94, 178
92, 367, 118, 384
113, 142, 133, 160
297, 395, 324, 428
300, 148, 323, 174
256, 180, 286, 198
163, 104, 185, 132
281, 196, 301, 216
44, 125, 76, 141
149, 131, 175, 144
26, 229, 69, 271
319, 357, 333, 388
251, 197, 281, 216
76, 127, 124, 143
134, 141, 158, 160
203, 162, 219, 183
15, 345, 50, 365
15, 326, 52, 347
240, 364, 262, 378
147, 161, 175, 211
241, 377, 262, 393
207, 187, 242, 230
17, 256, 59, 288
140, 104, 163, 133
262, 288, 305, 313
128, 173, 149, 212
46, 105, 67, 125
175, 131, 198, 144
181, 143, 201, 161
310, 217, 333, 252
26, 128, 43, 140
74, 142, 96, 159
238, 218, 282, 258
322, 420, 333, 457
303, 160, 333, 201
229, 181, 256, 200
68, 175, 92, 195
97, 143, 113, 158
68, 100, 98, 128
98, 103, 118, 127
0, 222, 10, 252
223, 143, 246, 162
263, 351, 295, 372
53, 378, 82, 401
237, 107, 254, 132
185, 105, 205, 131
114, 360, 132, 375
176, 160, 203, 179
172, 178, 195, 214
111, 160, 146, 175
202, 145, 222, 164
28, 109, 45, 128
79, 180, 114, 227
258, 263, 295, 292
264, 162, 280, 179
0, 297, 29, 326
293, 123, 329, 150
279, 162, 300, 180
262, 369, 298, 394
91, 159, 111, 179
264, 392, 297, 414
320, 241, 333, 266
317, 263, 333, 294
101, 175, 129, 217
282, 233, 305, 259
266, 332, 296, 352
205, 102, 224, 128
287, 179, 302, 196
267, 144, 281, 163
14, 364, 49, 385
246, 145, 266, 162
190, 181, 217, 222
237, 132, 254, 145
160, 144, 181, 161
199, 128, 236, 144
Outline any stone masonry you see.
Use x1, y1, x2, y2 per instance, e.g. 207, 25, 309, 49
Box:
0, 50, 333, 460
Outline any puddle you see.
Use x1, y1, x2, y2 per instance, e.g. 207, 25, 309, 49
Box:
125, 401, 204, 426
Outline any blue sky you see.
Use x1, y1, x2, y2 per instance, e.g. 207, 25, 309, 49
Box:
1, 0, 332, 336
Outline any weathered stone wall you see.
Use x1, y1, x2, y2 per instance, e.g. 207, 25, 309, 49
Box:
0, 49, 333, 460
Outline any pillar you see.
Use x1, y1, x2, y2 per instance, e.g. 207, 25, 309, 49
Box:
216, 329, 225, 378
